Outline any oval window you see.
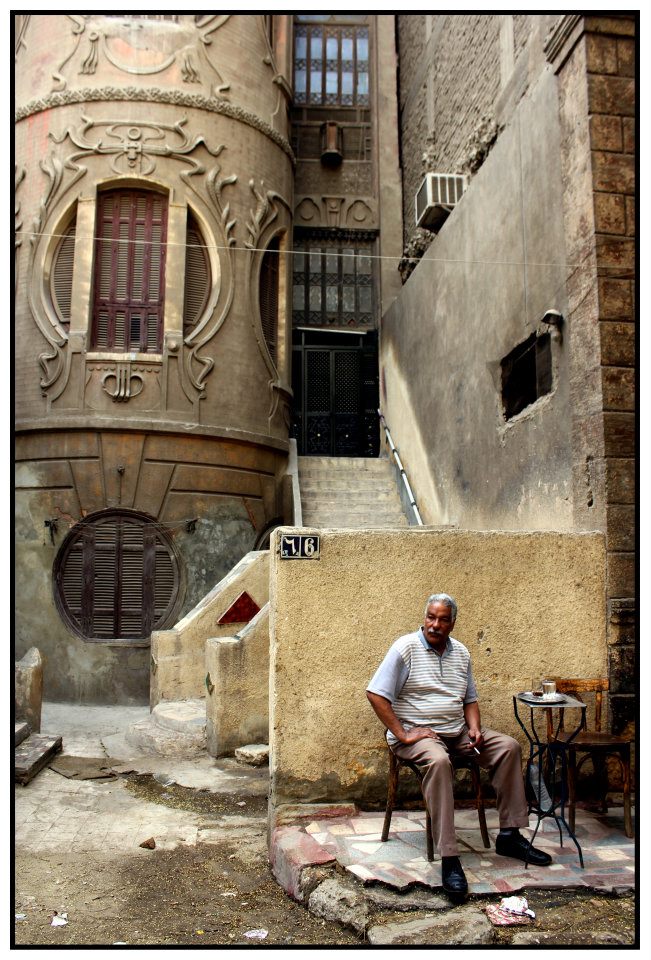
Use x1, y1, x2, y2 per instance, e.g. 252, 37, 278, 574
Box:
53, 509, 184, 642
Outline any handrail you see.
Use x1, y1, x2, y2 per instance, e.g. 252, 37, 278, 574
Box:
378, 409, 424, 526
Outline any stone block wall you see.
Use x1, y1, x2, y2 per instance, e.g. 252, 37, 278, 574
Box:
548, 14, 636, 736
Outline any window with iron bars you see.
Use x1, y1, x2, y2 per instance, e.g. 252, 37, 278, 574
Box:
292, 234, 375, 328
293, 16, 369, 107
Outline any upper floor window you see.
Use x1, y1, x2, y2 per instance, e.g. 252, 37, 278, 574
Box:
91, 190, 167, 353
294, 17, 369, 107
292, 233, 374, 328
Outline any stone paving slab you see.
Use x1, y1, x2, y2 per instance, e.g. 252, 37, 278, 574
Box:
271, 805, 635, 898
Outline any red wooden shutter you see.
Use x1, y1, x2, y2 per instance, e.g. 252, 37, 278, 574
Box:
91, 190, 167, 353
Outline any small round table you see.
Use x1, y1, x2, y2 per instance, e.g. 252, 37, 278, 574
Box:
513, 692, 588, 868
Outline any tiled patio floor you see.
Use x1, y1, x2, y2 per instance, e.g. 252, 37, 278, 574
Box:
292, 805, 635, 896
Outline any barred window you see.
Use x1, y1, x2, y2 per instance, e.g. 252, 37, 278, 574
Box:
292, 234, 374, 328
53, 510, 183, 643
294, 17, 369, 107
91, 190, 168, 354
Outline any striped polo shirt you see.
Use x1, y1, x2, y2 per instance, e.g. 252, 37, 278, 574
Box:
367, 629, 478, 744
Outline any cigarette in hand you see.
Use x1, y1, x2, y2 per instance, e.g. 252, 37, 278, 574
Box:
472, 746, 481, 755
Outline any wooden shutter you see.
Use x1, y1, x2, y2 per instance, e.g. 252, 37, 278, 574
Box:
91, 190, 167, 353
51, 222, 76, 329
260, 237, 280, 365
54, 510, 182, 642
183, 213, 211, 336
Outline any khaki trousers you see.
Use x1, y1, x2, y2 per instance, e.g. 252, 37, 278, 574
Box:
392, 726, 530, 857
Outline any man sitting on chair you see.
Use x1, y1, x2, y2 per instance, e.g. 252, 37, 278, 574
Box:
366, 592, 551, 897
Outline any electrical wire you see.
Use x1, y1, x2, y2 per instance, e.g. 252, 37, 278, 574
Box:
14, 228, 596, 271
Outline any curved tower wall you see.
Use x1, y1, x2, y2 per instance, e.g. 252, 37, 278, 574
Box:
15, 14, 294, 702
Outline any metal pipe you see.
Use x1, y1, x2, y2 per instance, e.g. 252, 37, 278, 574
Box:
378, 410, 424, 526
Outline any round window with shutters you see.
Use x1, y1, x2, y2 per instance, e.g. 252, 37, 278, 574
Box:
53, 510, 184, 643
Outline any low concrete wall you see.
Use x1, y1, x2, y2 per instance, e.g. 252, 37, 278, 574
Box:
269, 527, 607, 809
15, 647, 44, 733
151, 551, 269, 706
205, 604, 270, 757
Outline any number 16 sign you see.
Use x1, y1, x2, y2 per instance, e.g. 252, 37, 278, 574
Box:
279, 534, 320, 560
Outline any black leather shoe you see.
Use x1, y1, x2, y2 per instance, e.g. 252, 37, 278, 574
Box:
495, 831, 552, 866
441, 856, 468, 897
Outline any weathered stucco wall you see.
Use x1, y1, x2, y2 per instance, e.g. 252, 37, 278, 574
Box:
269, 528, 607, 808
205, 604, 270, 757
151, 550, 269, 706
381, 68, 572, 531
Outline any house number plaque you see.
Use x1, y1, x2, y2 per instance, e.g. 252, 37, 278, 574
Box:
279, 534, 320, 560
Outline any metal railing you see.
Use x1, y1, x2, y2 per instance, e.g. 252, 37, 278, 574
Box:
378, 410, 424, 526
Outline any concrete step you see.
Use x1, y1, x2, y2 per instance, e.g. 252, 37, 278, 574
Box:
302, 494, 401, 506
298, 456, 392, 469
301, 516, 408, 528
299, 481, 397, 494
125, 698, 207, 757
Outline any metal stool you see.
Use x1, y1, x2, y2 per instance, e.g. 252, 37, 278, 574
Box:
381, 748, 490, 861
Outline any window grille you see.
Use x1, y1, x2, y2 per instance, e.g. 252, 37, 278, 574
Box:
294, 18, 369, 107
292, 234, 374, 328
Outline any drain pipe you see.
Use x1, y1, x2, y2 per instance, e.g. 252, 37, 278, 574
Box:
378, 410, 424, 526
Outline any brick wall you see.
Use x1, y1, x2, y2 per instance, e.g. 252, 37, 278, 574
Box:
398, 15, 511, 249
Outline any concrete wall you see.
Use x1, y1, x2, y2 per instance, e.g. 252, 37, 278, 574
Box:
382, 68, 572, 532
151, 550, 269, 706
205, 604, 270, 757
269, 527, 607, 808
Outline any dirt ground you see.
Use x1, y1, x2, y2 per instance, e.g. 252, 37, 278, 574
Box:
14, 774, 637, 947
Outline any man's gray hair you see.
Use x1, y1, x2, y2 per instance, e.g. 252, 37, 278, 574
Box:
425, 593, 458, 621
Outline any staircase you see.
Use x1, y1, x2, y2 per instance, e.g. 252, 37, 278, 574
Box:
298, 456, 409, 528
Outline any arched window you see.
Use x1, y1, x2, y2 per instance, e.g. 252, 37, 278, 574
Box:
53, 509, 183, 642
91, 190, 168, 353
183, 211, 211, 337
50, 219, 77, 332
259, 236, 280, 365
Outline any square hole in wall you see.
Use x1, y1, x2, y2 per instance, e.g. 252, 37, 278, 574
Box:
501, 332, 552, 420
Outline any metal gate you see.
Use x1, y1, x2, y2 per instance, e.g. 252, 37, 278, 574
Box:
291, 332, 379, 456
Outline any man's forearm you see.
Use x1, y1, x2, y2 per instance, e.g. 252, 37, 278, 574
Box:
464, 701, 481, 731
366, 691, 406, 740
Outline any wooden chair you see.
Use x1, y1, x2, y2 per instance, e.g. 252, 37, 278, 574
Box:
381, 747, 490, 861
545, 678, 633, 838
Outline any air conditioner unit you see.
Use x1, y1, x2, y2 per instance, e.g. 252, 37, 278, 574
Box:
415, 173, 467, 230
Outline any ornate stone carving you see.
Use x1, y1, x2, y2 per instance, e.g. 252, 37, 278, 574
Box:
294, 195, 376, 230
243, 180, 292, 410
180, 157, 239, 398
101, 363, 144, 402
15, 166, 26, 289
245, 179, 291, 250
15, 14, 30, 59
50, 114, 223, 177
16, 88, 295, 165
52, 15, 231, 97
